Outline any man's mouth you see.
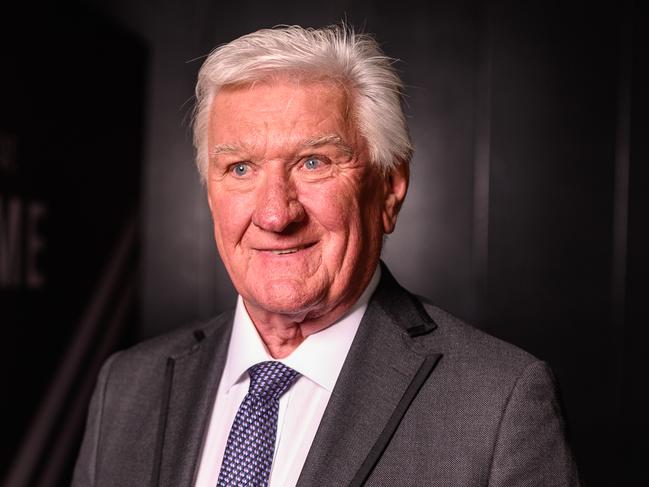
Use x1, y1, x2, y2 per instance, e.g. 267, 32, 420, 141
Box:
263, 242, 316, 255
271, 248, 300, 255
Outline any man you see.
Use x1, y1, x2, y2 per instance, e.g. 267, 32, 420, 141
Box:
73, 25, 579, 486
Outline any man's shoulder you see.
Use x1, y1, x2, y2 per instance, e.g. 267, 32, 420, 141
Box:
107, 309, 234, 374
371, 265, 545, 383
414, 297, 543, 381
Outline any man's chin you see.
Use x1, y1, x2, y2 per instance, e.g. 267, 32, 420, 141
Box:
244, 283, 327, 320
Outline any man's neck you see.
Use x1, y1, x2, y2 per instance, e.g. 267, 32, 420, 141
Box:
243, 299, 356, 358
242, 266, 381, 359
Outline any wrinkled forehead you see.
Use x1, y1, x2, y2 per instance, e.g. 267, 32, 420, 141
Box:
206, 77, 363, 155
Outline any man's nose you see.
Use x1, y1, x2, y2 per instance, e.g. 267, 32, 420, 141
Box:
251, 172, 305, 232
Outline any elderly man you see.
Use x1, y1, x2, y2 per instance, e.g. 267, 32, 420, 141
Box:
73, 25, 579, 486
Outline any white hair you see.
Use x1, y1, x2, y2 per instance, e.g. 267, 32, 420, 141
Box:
193, 24, 413, 182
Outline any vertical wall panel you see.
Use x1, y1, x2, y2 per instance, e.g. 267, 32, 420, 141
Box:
0, 5, 146, 484
620, 2, 649, 481
485, 2, 623, 484
378, 0, 480, 321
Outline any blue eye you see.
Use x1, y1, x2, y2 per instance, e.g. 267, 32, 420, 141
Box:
304, 157, 322, 170
232, 163, 250, 177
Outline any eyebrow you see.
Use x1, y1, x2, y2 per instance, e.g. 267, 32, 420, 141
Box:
210, 143, 240, 157
301, 135, 353, 156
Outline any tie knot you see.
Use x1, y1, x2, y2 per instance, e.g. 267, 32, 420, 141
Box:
247, 361, 300, 401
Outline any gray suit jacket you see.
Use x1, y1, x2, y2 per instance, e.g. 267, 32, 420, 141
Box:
73, 265, 580, 486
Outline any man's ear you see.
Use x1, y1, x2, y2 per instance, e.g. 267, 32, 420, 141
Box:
206, 183, 216, 216
382, 161, 409, 234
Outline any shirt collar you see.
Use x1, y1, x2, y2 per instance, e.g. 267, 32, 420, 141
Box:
221, 265, 381, 393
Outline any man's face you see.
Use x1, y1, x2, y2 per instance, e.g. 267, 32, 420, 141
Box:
206, 80, 406, 322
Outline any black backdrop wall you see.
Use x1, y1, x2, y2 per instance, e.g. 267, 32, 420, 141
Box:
1, 4, 145, 486
1, 1, 647, 486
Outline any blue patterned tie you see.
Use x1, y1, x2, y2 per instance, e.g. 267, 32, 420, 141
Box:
217, 361, 300, 486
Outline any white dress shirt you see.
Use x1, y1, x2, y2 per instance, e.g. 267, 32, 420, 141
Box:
194, 267, 380, 487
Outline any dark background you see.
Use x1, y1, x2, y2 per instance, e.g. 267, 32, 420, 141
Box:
1, 0, 646, 485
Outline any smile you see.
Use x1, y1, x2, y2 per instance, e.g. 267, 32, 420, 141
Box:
260, 242, 316, 255
271, 248, 300, 255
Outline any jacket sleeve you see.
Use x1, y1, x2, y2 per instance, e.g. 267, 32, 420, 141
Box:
487, 360, 581, 487
71, 352, 120, 487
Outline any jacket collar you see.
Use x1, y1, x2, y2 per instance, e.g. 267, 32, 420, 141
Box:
152, 312, 233, 487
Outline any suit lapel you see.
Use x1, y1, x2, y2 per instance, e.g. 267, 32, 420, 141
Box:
154, 314, 233, 487
297, 265, 442, 486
